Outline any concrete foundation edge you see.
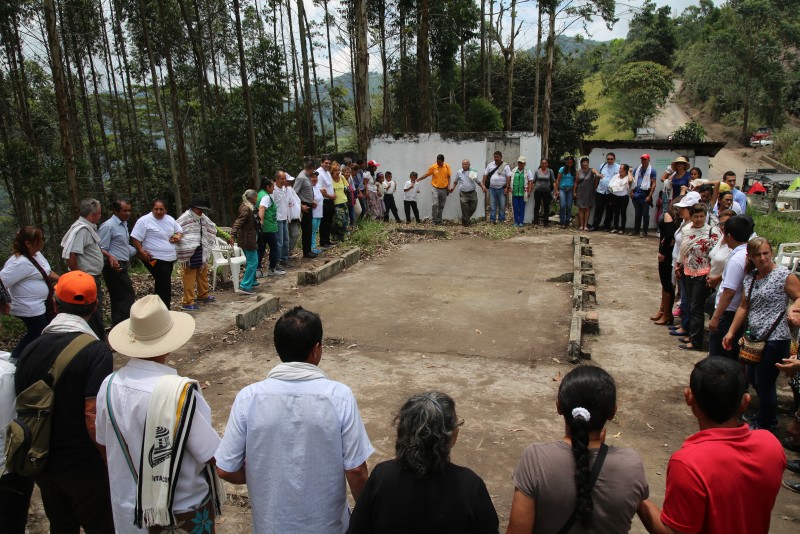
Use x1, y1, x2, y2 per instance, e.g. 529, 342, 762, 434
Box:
236, 294, 280, 330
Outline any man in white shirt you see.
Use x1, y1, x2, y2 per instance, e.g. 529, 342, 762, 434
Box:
590, 152, 619, 231
316, 156, 334, 248
0, 350, 34, 532
483, 151, 512, 223
97, 295, 222, 533
272, 171, 291, 265
708, 216, 751, 360
450, 159, 486, 226
216, 306, 374, 534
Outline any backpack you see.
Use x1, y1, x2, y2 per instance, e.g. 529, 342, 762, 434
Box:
4, 334, 94, 476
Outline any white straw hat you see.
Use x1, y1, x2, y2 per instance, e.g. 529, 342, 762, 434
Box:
108, 295, 195, 358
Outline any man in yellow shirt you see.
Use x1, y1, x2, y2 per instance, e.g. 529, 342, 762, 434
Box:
417, 154, 452, 224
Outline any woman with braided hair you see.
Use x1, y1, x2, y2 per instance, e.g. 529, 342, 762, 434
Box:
347, 391, 498, 533
507, 365, 651, 533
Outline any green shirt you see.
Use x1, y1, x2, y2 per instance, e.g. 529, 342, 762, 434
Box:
258, 191, 278, 233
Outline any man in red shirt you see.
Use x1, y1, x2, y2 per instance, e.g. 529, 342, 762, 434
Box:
638, 356, 785, 534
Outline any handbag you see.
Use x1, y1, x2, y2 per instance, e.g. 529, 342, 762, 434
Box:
739, 276, 786, 365
26, 255, 56, 321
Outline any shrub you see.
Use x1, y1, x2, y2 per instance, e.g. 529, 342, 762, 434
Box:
467, 97, 503, 132
671, 121, 706, 142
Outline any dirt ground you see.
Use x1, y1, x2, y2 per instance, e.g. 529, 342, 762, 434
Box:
23, 223, 800, 533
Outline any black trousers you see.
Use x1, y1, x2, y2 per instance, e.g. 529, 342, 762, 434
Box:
144, 258, 174, 309
533, 190, 552, 225
102, 260, 135, 326
264, 231, 278, 270
591, 191, 613, 230
257, 232, 267, 268
686, 274, 709, 348
34, 472, 115, 534
301, 203, 313, 254
321, 198, 335, 245
709, 310, 740, 360
0, 471, 34, 533
383, 194, 401, 221
404, 200, 420, 222
88, 275, 105, 340
610, 195, 629, 230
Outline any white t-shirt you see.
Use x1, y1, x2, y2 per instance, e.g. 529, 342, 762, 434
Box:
130, 212, 182, 261
274, 187, 289, 221
312, 185, 324, 218
96, 359, 221, 533
0, 252, 51, 317
708, 238, 732, 278
384, 180, 397, 195
484, 161, 512, 188
404, 180, 420, 201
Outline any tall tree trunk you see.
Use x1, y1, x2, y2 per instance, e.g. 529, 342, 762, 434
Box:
504, 0, 517, 130
741, 62, 753, 145
0, 68, 30, 225
533, 4, 542, 134
323, 0, 338, 150
156, 1, 191, 207
398, 7, 409, 131
461, 41, 466, 112
302, 8, 326, 145
280, 0, 303, 155
137, 0, 181, 212
44, 0, 80, 217
542, 6, 556, 159
296, 0, 315, 153
378, 7, 390, 132
232, 0, 260, 186
480, 0, 486, 98
88, 53, 114, 190
354, 0, 370, 154
417, 0, 432, 132
487, 0, 493, 99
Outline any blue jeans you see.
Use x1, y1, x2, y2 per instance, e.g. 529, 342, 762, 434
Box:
632, 191, 651, 234
558, 188, 573, 226
489, 187, 506, 222
746, 339, 790, 428
240, 249, 258, 291
276, 220, 289, 262
312, 217, 322, 252
11, 314, 49, 363
512, 196, 526, 225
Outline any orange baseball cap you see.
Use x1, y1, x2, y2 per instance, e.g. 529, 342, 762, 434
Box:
55, 271, 97, 304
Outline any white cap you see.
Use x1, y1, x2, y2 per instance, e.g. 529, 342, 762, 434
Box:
675, 191, 702, 208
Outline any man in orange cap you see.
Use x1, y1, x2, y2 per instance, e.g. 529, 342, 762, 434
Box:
14, 270, 114, 532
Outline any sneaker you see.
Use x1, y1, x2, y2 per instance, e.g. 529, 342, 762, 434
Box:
268, 268, 286, 276
238, 287, 254, 295
783, 480, 800, 494
252, 281, 261, 287
256, 269, 266, 278
198, 296, 216, 304
180, 304, 199, 311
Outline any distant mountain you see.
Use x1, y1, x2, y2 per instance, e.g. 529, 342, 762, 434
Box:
527, 35, 603, 57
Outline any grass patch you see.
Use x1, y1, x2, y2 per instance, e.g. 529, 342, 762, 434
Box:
468, 220, 519, 240
0, 315, 25, 352
748, 209, 800, 249
582, 73, 633, 141
344, 219, 394, 256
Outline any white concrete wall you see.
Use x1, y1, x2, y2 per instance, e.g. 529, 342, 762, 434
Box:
585, 148, 709, 231
369, 133, 541, 222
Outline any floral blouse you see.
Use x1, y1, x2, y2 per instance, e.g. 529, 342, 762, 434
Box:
678, 224, 721, 277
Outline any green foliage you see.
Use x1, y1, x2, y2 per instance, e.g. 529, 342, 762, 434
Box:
438, 103, 468, 132
601, 61, 673, 134
624, 1, 677, 67
671, 121, 706, 142
581, 74, 631, 140
467, 97, 503, 132
747, 209, 800, 250
772, 127, 800, 171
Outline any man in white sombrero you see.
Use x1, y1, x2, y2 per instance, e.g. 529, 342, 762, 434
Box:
95, 295, 224, 533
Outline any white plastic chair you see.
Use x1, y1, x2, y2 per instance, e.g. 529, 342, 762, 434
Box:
211, 238, 246, 292
775, 242, 800, 274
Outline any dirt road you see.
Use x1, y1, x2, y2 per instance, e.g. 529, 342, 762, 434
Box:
23, 227, 800, 532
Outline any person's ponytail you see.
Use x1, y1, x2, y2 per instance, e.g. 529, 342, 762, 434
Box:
570, 410, 593, 527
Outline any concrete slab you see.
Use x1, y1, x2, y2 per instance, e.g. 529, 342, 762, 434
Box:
340, 247, 361, 268
235, 295, 280, 330
282, 235, 574, 362
297, 258, 345, 286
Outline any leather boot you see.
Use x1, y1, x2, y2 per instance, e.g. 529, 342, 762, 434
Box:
654, 290, 675, 325
650, 294, 665, 321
